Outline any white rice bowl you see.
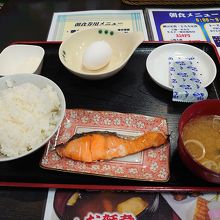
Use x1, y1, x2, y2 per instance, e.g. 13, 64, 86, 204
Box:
0, 74, 66, 161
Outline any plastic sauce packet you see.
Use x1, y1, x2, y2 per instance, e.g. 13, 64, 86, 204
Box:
169, 57, 208, 103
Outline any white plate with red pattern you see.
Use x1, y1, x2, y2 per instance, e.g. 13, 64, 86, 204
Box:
41, 109, 170, 182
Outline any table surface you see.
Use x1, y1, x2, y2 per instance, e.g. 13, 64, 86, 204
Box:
0, 1, 219, 219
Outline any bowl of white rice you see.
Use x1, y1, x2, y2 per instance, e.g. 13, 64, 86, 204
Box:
0, 74, 66, 161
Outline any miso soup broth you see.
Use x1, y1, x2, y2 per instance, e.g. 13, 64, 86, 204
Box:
182, 115, 220, 173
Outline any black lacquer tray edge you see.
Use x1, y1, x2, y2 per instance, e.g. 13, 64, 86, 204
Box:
0, 40, 219, 191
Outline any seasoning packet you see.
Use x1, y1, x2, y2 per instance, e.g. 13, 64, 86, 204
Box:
169, 56, 208, 102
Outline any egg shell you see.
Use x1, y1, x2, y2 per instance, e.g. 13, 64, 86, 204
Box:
82, 41, 112, 70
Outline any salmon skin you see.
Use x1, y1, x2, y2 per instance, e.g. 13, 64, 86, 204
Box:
56, 131, 167, 162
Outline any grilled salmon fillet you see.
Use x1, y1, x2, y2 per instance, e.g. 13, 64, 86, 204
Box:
56, 131, 167, 162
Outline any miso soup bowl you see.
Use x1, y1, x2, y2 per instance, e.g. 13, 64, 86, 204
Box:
178, 99, 220, 184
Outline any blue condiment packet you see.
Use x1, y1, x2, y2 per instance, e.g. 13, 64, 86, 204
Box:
169, 57, 208, 103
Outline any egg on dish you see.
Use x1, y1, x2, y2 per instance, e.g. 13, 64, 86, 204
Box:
82, 40, 112, 70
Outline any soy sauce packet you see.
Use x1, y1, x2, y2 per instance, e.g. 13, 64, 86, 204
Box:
169, 57, 208, 102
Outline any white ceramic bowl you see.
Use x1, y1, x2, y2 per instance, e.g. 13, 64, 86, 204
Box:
0, 44, 45, 76
59, 28, 144, 80
0, 74, 66, 162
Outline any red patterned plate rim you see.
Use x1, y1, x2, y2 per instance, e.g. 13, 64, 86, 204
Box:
40, 109, 170, 182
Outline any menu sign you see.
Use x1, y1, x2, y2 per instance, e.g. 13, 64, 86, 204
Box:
43, 189, 220, 220
43, 189, 175, 220
147, 8, 220, 55
47, 10, 148, 41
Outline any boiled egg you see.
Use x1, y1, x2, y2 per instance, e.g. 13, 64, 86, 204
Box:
82, 40, 112, 70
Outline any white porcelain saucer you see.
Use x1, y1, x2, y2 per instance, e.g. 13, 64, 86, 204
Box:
146, 43, 217, 91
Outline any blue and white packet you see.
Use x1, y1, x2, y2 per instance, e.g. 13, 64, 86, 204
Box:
169, 57, 208, 102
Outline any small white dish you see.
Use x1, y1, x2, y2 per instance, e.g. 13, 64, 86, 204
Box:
0, 44, 45, 76
0, 74, 66, 162
59, 28, 144, 80
146, 43, 217, 90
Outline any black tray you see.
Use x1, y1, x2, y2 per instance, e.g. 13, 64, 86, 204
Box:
0, 41, 219, 191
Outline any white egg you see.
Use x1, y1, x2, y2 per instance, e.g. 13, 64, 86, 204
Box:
82, 40, 112, 70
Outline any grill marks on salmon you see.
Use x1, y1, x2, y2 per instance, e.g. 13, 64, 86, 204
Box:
56, 131, 168, 162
